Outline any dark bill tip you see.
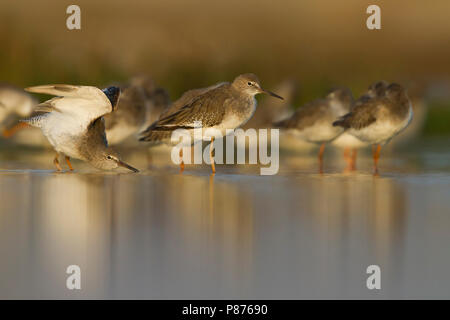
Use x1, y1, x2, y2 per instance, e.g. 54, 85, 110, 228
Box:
263, 89, 284, 100
117, 160, 139, 173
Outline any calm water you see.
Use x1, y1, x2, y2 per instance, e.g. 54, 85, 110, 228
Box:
0, 139, 450, 299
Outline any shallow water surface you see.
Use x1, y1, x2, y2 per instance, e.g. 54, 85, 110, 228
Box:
0, 140, 450, 299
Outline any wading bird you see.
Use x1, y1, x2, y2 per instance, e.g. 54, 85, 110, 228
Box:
333, 83, 413, 175
140, 73, 283, 173
331, 81, 388, 171
24, 85, 139, 172
274, 87, 354, 173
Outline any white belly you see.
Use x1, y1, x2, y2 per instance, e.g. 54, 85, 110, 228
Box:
41, 113, 86, 159
349, 106, 413, 145
289, 123, 343, 144
332, 132, 368, 149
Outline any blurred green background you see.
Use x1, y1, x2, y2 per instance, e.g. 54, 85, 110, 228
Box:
1, 0, 450, 134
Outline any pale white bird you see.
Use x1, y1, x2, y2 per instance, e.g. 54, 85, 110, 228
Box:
24, 84, 139, 172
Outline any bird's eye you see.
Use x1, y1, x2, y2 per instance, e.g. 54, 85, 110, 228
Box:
106, 155, 112, 160
247, 82, 252, 86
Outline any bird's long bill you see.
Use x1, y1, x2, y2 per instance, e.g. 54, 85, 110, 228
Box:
116, 160, 139, 173
262, 89, 284, 100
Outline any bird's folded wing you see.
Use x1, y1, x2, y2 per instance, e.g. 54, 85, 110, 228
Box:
160, 82, 227, 119
336, 99, 380, 130
152, 89, 227, 130
275, 99, 327, 130
25, 84, 113, 126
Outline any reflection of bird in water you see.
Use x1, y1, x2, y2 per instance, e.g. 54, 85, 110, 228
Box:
140, 74, 283, 173
331, 81, 387, 171
0, 83, 37, 138
274, 87, 353, 173
333, 83, 413, 175
24, 84, 139, 172
104, 75, 170, 146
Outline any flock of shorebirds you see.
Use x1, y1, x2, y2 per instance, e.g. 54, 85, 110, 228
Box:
0, 74, 413, 175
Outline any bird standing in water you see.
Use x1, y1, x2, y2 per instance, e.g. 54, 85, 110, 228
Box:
140, 73, 283, 173
333, 83, 413, 175
24, 84, 139, 172
274, 87, 354, 173
331, 81, 388, 171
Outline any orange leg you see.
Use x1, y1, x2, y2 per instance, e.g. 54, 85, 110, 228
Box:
210, 136, 216, 174
179, 148, 184, 173
372, 144, 381, 175
343, 147, 351, 172
2, 122, 30, 138
65, 156, 74, 171
350, 148, 358, 171
53, 153, 62, 172
318, 143, 325, 174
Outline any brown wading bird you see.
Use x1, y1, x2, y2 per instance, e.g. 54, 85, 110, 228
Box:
331, 81, 388, 171
139, 73, 283, 173
274, 88, 354, 173
23, 85, 139, 173
333, 83, 413, 175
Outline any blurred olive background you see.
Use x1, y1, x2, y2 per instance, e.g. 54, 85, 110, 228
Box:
1, 0, 450, 134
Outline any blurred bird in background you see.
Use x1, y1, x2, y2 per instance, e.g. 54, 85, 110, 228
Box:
333, 83, 413, 175
330, 81, 388, 171
0, 83, 37, 138
104, 75, 170, 145
274, 87, 353, 173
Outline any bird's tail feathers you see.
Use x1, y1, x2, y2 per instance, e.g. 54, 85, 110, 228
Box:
21, 114, 47, 128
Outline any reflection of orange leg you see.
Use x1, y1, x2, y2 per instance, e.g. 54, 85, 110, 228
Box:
343, 147, 351, 172
146, 151, 153, 169
209, 173, 215, 215
65, 156, 74, 171
53, 153, 62, 172
318, 143, 325, 174
179, 148, 184, 173
351, 149, 358, 171
372, 144, 381, 175
210, 136, 216, 174
2, 122, 30, 138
